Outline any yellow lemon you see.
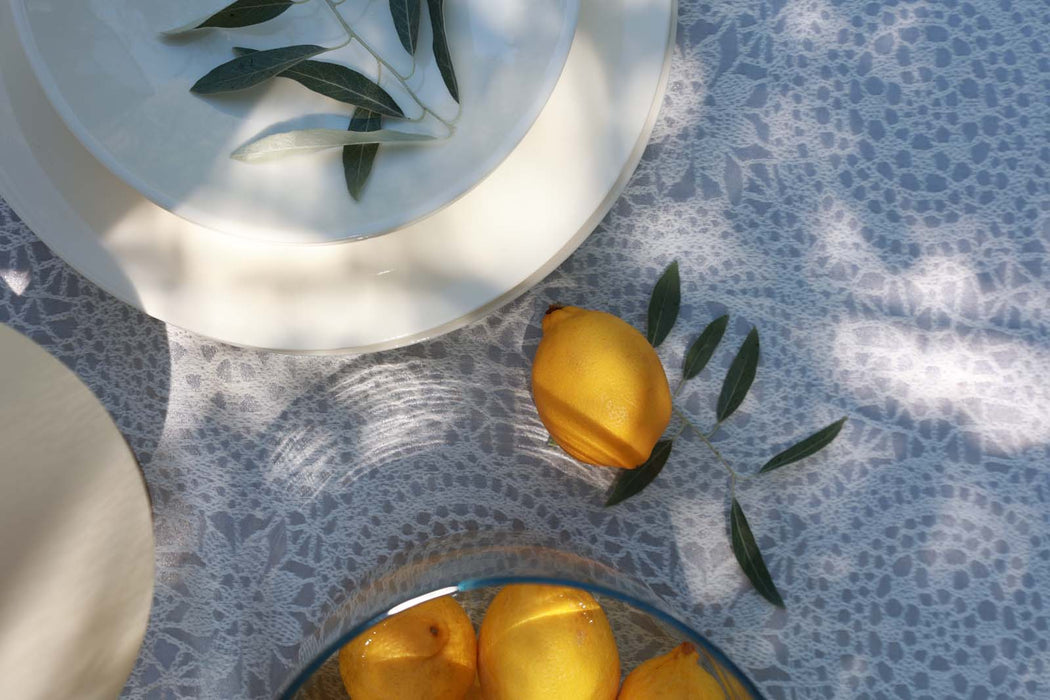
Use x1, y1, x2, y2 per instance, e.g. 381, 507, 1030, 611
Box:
618, 642, 730, 699
532, 306, 672, 468
465, 676, 485, 700
478, 584, 620, 700
338, 595, 477, 700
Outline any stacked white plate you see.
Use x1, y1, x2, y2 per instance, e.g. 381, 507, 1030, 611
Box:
0, 0, 676, 352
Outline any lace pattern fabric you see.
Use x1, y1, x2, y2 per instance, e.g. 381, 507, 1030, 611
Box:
2, 0, 1049, 696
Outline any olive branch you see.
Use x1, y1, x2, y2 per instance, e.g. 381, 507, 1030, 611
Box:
162, 0, 460, 200
605, 261, 848, 609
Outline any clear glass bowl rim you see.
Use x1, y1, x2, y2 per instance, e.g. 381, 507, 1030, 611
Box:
279, 572, 767, 699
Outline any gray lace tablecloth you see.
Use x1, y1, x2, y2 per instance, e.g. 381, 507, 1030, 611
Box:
3, 0, 1049, 697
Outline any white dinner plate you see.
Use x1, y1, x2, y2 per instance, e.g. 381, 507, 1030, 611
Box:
0, 0, 675, 353
0, 324, 154, 699
11, 0, 580, 244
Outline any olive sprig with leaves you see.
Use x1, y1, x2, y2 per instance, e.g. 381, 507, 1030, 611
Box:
606, 261, 847, 608
163, 0, 459, 200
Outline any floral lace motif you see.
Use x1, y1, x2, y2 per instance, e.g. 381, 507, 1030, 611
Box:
2, 0, 1049, 696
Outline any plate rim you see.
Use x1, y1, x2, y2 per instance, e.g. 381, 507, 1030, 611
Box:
0, 0, 677, 354
8, 0, 583, 245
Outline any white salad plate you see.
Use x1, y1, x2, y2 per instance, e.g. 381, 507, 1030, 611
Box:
0, 324, 154, 699
11, 0, 580, 244
0, 0, 675, 353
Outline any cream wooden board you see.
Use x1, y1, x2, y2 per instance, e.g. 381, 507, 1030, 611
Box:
0, 324, 154, 699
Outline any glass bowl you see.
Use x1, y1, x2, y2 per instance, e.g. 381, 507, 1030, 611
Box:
280, 532, 763, 699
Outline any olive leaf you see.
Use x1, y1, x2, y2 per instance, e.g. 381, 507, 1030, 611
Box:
234, 48, 404, 117
760, 417, 847, 474
343, 109, 382, 201
426, 0, 459, 102
605, 441, 673, 507
163, 0, 294, 36
232, 127, 436, 162
716, 327, 759, 422
729, 498, 785, 607
683, 314, 729, 379
389, 0, 421, 55
647, 261, 680, 347
192, 44, 326, 94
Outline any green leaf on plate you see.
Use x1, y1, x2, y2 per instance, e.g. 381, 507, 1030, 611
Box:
234, 48, 405, 117
343, 109, 382, 201
192, 44, 326, 94
604, 441, 673, 507
389, 0, 421, 55
163, 0, 295, 36
716, 327, 759, 422
760, 417, 847, 474
683, 314, 728, 379
231, 127, 436, 162
426, 0, 459, 102
729, 498, 785, 608
201, 0, 294, 28
646, 260, 680, 347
